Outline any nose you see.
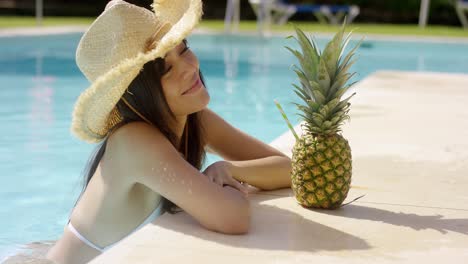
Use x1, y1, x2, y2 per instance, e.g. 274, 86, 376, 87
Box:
180, 54, 199, 81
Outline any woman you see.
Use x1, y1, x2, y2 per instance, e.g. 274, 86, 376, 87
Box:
46, 0, 291, 263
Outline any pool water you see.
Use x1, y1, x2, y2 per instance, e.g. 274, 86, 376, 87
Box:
1, 32, 467, 259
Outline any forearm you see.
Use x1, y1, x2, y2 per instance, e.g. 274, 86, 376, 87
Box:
227, 156, 292, 191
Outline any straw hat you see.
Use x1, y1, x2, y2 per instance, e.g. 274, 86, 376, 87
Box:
71, 0, 203, 143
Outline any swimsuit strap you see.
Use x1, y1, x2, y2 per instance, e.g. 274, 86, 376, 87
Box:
67, 222, 105, 252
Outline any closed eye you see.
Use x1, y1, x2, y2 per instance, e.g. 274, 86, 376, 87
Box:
162, 44, 190, 75
181, 45, 190, 54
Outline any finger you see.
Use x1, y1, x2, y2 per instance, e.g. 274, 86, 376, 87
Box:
242, 182, 251, 194
230, 180, 249, 195
207, 174, 214, 182
242, 183, 250, 195
213, 177, 224, 186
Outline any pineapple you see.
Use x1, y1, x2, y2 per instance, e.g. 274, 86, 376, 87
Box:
275, 24, 361, 209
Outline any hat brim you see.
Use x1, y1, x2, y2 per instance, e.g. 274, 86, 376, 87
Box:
71, 0, 203, 143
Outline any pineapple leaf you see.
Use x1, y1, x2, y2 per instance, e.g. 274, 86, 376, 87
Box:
328, 72, 349, 98
296, 113, 308, 121
307, 126, 323, 134
339, 60, 358, 80
287, 35, 314, 80
284, 23, 360, 136
311, 35, 321, 55
285, 46, 304, 65
294, 90, 309, 103
324, 98, 340, 116
329, 72, 357, 101
310, 80, 327, 98
297, 113, 320, 128
312, 89, 326, 104
330, 115, 342, 125
306, 100, 321, 112
338, 52, 355, 73
292, 83, 311, 101
293, 68, 315, 98
320, 24, 345, 80
293, 25, 319, 79
322, 121, 332, 129
296, 103, 317, 117
317, 58, 331, 95
319, 106, 330, 118
332, 110, 347, 120
330, 83, 353, 102
338, 37, 363, 71
335, 92, 356, 111
311, 112, 325, 126
292, 67, 307, 83
339, 29, 356, 59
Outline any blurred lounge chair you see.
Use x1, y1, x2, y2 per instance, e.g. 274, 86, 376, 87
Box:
248, 0, 295, 25
224, 0, 241, 33
248, 0, 360, 25
455, 0, 468, 28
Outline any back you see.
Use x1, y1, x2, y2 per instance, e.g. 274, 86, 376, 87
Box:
47, 122, 250, 263
46, 138, 164, 263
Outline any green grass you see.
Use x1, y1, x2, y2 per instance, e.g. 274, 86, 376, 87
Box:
0, 16, 94, 27
203, 20, 468, 38
1, 16, 467, 38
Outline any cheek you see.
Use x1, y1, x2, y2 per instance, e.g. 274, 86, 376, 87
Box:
186, 52, 199, 67
160, 80, 179, 107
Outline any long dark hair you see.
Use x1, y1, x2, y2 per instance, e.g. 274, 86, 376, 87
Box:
73, 41, 207, 215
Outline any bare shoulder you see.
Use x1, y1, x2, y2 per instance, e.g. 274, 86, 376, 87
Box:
103, 122, 169, 185
108, 121, 165, 149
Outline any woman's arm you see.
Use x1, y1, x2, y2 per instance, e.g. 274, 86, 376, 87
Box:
108, 122, 250, 234
200, 108, 292, 191
227, 156, 292, 191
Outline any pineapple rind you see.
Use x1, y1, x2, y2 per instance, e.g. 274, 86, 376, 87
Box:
291, 134, 352, 209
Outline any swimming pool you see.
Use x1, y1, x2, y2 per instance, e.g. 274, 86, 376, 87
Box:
1, 31, 467, 260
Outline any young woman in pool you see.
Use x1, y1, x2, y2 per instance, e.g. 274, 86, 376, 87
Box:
46, 0, 291, 263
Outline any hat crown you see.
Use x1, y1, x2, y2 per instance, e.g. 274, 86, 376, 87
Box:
76, 1, 160, 82
152, 0, 190, 25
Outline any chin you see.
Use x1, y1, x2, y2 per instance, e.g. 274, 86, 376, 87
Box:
200, 88, 210, 106
193, 89, 210, 113
180, 88, 210, 116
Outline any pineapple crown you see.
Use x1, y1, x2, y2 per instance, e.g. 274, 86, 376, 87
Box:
285, 23, 362, 136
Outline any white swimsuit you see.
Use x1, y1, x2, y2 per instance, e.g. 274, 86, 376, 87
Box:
67, 201, 164, 252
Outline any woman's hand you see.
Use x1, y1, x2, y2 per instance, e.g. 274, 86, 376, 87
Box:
202, 161, 249, 196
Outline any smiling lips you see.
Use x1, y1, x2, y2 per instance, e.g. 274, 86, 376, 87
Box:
182, 75, 202, 95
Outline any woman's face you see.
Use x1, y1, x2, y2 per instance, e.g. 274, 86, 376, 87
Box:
160, 41, 210, 118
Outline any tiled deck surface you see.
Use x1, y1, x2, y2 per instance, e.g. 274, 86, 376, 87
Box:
88, 71, 468, 263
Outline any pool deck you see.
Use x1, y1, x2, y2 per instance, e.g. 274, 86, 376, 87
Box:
85, 70, 468, 263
